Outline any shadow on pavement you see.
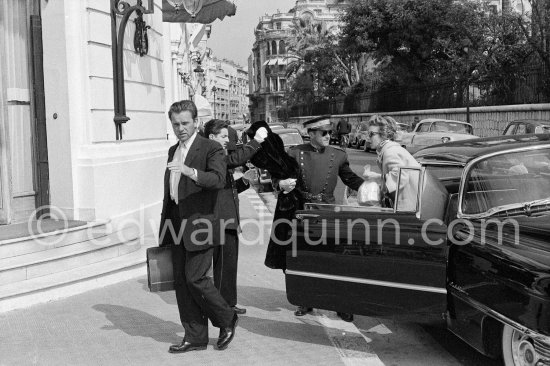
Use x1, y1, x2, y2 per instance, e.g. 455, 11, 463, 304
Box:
236, 315, 335, 348
237, 285, 295, 312
93, 304, 181, 344
420, 324, 502, 366
137, 278, 178, 305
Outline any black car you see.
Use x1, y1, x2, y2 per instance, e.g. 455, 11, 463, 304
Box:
285, 134, 550, 366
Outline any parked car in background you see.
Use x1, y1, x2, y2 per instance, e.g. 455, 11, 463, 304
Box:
230, 123, 250, 145
255, 128, 304, 192
400, 118, 477, 154
503, 119, 550, 135
353, 121, 371, 151
286, 134, 550, 366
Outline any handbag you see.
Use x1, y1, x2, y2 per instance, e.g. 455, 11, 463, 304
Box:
146, 246, 174, 292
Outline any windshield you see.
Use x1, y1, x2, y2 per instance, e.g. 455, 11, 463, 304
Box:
461, 148, 550, 215
431, 121, 472, 134
278, 132, 303, 146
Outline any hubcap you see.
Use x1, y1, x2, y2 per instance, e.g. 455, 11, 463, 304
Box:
511, 330, 538, 366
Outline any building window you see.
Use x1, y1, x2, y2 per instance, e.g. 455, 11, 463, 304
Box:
279, 40, 286, 54
276, 22, 281, 30
272, 40, 278, 55
488, 4, 498, 14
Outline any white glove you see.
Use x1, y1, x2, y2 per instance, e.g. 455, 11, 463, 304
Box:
279, 178, 296, 193
254, 127, 268, 143
362, 164, 381, 181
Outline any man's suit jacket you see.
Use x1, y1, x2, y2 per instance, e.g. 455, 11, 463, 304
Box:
159, 134, 226, 251
217, 140, 261, 232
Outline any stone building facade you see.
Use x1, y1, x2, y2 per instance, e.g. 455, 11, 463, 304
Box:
248, 0, 349, 123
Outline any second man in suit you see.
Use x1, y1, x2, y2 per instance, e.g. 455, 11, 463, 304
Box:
204, 119, 266, 315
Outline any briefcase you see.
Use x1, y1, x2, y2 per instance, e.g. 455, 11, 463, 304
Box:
146, 247, 174, 292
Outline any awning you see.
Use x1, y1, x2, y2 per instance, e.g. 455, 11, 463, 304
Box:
276, 57, 289, 65
162, 0, 236, 23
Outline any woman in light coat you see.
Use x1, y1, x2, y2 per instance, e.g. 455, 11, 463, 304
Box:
363, 115, 420, 211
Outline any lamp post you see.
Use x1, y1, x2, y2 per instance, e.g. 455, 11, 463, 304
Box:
212, 86, 218, 118
463, 45, 471, 124
111, 0, 154, 140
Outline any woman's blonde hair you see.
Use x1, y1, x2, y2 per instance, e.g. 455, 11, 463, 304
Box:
368, 114, 398, 141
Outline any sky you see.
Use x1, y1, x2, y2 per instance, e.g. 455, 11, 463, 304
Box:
207, 0, 298, 68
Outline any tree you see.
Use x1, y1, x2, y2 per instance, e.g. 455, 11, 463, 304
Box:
515, 0, 550, 71
285, 18, 350, 104
340, 0, 488, 86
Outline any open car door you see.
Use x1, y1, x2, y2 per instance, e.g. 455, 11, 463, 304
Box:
285, 167, 449, 322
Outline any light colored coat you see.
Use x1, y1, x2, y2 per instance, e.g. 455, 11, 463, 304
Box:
377, 141, 421, 211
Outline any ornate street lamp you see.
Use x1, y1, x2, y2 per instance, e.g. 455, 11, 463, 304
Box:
211, 85, 218, 117
111, 0, 154, 140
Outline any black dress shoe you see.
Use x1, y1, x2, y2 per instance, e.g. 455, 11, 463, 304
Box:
168, 340, 207, 353
217, 313, 238, 350
294, 306, 313, 316
336, 312, 354, 322
232, 306, 247, 315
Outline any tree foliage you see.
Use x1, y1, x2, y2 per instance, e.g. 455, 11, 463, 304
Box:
339, 0, 534, 89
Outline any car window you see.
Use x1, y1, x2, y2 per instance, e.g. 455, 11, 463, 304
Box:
278, 132, 303, 146
504, 124, 516, 135
461, 148, 550, 215
395, 168, 421, 212
516, 124, 527, 135
431, 122, 471, 134
425, 165, 464, 181
417, 123, 431, 132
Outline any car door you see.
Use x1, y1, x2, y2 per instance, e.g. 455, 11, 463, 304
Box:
286, 168, 448, 322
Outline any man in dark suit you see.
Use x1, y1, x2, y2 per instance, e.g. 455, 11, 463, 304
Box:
159, 100, 238, 353
204, 119, 266, 316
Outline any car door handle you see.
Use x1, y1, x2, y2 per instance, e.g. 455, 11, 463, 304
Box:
296, 213, 320, 220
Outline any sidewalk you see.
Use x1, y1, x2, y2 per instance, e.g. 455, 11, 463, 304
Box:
0, 187, 378, 366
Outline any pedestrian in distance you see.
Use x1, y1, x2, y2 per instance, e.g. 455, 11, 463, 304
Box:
411, 116, 421, 132
159, 100, 238, 354
267, 115, 364, 322
204, 119, 267, 316
362, 114, 420, 211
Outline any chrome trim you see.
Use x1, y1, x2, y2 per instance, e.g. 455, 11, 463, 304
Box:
419, 161, 466, 167
286, 269, 447, 294
457, 145, 550, 219
448, 286, 550, 345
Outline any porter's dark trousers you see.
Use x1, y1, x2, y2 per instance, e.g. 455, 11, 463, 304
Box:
213, 230, 239, 307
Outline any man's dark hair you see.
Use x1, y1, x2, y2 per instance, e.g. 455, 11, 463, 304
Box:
168, 100, 197, 121
203, 119, 229, 137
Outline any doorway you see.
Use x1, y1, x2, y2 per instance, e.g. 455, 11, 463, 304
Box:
0, 0, 48, 224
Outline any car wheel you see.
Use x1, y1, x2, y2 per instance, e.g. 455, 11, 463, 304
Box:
502, 324, 540, 366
